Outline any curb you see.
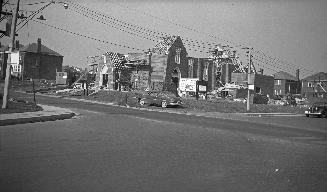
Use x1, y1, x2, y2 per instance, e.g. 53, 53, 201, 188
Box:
0, 112, 75, 126
241, 113, 303, 117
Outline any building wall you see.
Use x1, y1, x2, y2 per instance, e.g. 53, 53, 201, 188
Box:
21, 52, 63, 80
274, 79, 301, 96
231, 73, 274, 97
254, 74, 274, 97
162, 37, 188, 93
274, 79, 286, 96
301, 80, 327, 98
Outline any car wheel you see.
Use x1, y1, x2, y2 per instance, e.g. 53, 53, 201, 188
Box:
305, 114, 309, 117
139, 99, 145, 106
161, 101, 167, 108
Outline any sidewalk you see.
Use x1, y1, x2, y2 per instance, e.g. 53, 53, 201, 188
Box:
0, 105, 75, 126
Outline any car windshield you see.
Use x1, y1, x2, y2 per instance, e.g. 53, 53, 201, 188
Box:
158, 92, 176, 98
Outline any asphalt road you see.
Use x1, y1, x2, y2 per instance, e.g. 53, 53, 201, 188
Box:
1, 92, 327, 192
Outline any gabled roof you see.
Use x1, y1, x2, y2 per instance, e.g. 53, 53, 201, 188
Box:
273, 71, 298, 81
20, 43, 63, 57
152, 35, 179, 55
303, 72, 327, 81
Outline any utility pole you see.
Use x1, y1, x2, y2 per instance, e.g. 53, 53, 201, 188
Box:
246, 48, 253, 111
2, 0, 20, 109
147, 48, 152, 91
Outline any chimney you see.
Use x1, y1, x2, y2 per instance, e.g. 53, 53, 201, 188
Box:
259, 68, 264, 75
37, 38, 41, 53
296, 69, 300, 80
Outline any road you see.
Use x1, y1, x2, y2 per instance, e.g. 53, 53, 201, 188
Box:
1, 92, 327, 192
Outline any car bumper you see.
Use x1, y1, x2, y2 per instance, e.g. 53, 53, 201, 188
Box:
305, 111, 322, 115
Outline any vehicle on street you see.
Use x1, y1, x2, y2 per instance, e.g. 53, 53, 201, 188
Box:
304, 102, 327, 118
138, 91, 182, 108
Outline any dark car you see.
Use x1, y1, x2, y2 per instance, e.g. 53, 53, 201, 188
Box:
305, 102, 327, 118
139, 91, 182, 108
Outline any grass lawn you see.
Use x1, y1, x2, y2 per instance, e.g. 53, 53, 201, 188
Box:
9, 80, 326, 114
74, 90, 312, 114
0, 98, 43, 114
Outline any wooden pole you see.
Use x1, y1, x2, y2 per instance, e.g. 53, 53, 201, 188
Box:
2, 0, 20, 109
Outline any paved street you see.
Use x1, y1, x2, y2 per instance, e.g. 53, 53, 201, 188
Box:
1, 93, 327, 192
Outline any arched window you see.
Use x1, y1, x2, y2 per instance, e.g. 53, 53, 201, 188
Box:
175, 48, 181, 64
188, 58, 193, 78
203, 62, 209, 81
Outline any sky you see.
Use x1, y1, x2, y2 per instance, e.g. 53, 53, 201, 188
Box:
1, 0, 327, 78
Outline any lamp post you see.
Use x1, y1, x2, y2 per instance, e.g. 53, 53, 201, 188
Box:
2, 0, 19, 109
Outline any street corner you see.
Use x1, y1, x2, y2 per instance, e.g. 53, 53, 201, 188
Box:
0, 105, 76, 126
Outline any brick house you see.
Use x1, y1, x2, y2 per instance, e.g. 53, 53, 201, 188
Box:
273, 70, 301, 96
301, 72, 327, 98
231, 72, 274, 98
19, 38, 63, 80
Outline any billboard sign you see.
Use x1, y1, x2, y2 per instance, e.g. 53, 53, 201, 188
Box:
179, 78, 198, 92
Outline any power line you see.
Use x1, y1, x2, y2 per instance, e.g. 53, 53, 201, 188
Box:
32, 19, 147, 52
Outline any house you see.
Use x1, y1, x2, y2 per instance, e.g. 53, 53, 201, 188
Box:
0, 41, 24, 79
273, 70, 301, 96
12, 38, 63, 80
231, 72, 274, 98
301, 72, 327, 98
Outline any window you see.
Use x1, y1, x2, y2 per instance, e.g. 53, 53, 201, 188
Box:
175, 48, 181, 64
188, 59, 193, 78
256, 87, 262, 94
275, 80, 281, 85
12, 64, 21, 72
308, 82, 313, 87
203, 62, 209, 81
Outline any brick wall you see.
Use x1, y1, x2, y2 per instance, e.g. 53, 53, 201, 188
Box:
21, 52, 63, 80
231, 73, 274, 97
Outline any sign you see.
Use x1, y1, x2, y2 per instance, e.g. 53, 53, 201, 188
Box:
9, 52, 20, 65
248, 84, 254, 90
179, 78, 198, 92
56, 72, 68, 85
198, 85, 207, 92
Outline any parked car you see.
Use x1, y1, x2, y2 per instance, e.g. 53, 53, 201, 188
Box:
138, 91, 182, 108
304, 102, 327, 118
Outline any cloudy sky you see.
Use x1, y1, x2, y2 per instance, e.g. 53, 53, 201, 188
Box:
1, 0, 327, 77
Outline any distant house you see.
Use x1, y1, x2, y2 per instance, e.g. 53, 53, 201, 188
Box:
0, 41, 24, 79
231, 72, 274, 98
18, 38, 63, 80
301, 72, 327, 98
273, 71, 301, 96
